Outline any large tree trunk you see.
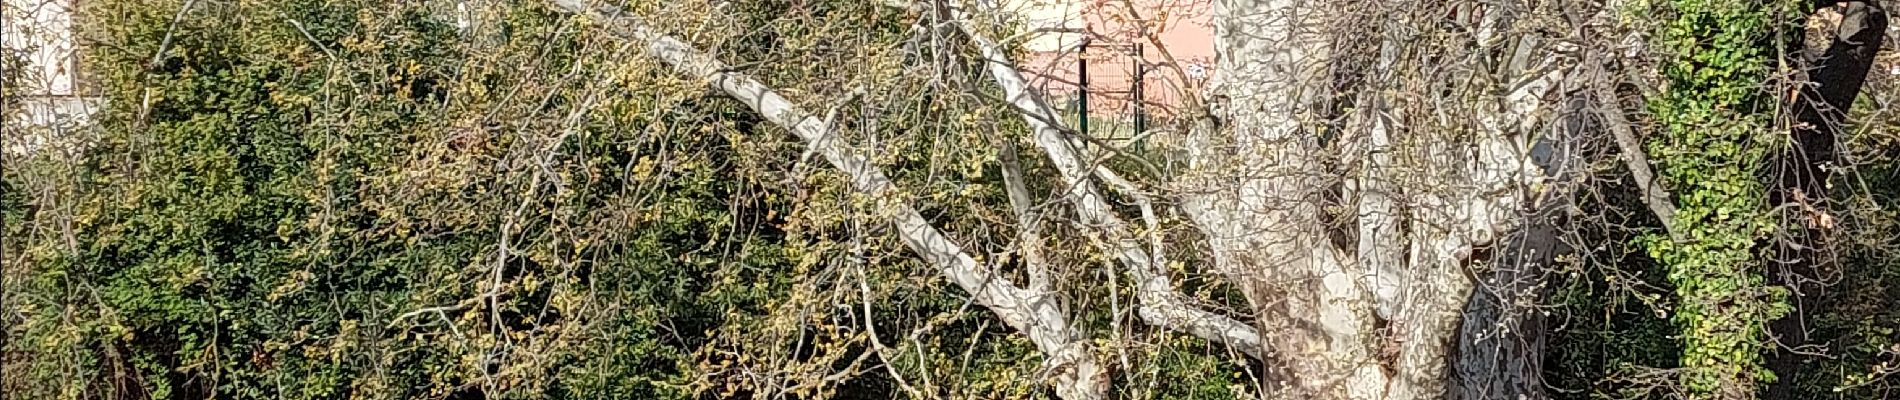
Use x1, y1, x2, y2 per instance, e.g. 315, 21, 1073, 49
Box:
1450, 221, 1563, 400
1448, 88, 1609, 400
1201, 0, 1391, 397
1203, 0, 1575, 397
1765, 2, 1887, 398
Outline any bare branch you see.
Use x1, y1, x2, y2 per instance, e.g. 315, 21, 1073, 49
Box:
932, 0, 1264, 356
545, 1, 1107, 398
998, 139, 1053, 293
1591, 63, 1681, 238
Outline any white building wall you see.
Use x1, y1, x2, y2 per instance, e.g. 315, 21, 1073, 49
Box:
4, 0, 100, 155
1003, 0, 1088, 53
5, 0, 83, 95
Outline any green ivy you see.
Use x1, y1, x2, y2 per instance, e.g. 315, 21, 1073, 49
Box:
1643, 0, 1799, 396
1, 1, 803, 398
3, 1, 1259, 399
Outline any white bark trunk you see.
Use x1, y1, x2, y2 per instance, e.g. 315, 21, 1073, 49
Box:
1204, 1, 1573, 398
1353, 36, 1409, 322
1204, 0, 1390, 397
1384, 39, 1565, 399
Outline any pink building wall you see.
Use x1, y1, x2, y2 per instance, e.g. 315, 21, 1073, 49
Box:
1017, 0, 1214, 119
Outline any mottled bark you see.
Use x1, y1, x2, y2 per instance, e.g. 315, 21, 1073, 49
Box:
1203, 0, 1576, 397
1450, 218, 1567, 400
1203, 0, 1390, 397
1448, 95, 1601, 400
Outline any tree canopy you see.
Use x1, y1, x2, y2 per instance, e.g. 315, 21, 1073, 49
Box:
2, 0, 1896, 399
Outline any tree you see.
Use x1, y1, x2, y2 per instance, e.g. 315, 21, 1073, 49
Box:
548, 0, 1607, 397
4, 0, 1894, 398
549, 0, 1893, 397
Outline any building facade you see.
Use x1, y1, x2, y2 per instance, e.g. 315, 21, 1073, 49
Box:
1005, 0, 1214, 123
4, 0, 101, 154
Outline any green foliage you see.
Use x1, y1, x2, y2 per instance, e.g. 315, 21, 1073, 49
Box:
3, 1, 1254, 399
1644, 0, 1800, 395
2, 0, 799, 398
1544, 199, 1683, 399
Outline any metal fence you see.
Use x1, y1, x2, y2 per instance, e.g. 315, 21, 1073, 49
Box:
1022, 41, 1206, 148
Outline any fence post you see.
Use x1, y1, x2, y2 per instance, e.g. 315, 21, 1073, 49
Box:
1077, 41, 1089, 145
1133, 43, 1145, 151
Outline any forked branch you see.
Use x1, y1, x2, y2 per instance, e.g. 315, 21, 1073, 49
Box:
546, 1, 1108, 398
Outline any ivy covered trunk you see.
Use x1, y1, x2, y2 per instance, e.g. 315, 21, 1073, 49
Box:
1647, 0, 1797, 397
